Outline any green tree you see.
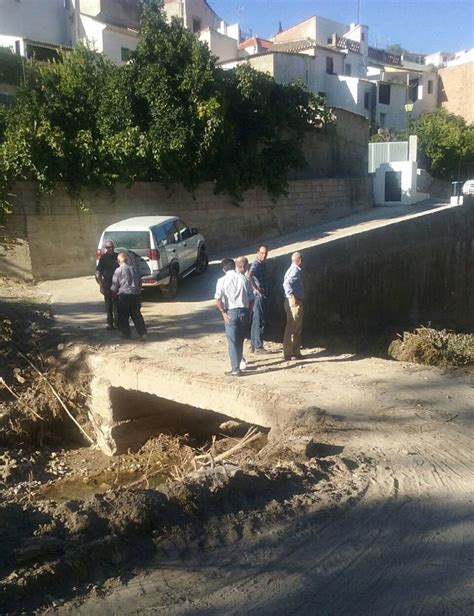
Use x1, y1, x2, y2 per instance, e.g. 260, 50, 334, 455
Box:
385, 44, 407, 56
0, 47, 24, 85
408, 109, 474, 180
0, 2, 333, 212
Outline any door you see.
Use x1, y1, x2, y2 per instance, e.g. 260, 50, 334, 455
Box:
385, 170, 402, 202
174, 219, 198, 270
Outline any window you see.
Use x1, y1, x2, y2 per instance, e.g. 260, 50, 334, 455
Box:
364, 91, 371, 110
192, 17, 201, 33
408, 78, 419, 102
378, 83, 391, 105
361, 32, 365, 41
427, 79, 433, 94
14, 40, 21, 55
175, 220, 192, 241
326, 56, 334, 74
327, 37, 332, 45
103, 231, 150, 250
345, 63, 351, 76
121, 47, 132, 62
379, 113, 386, 128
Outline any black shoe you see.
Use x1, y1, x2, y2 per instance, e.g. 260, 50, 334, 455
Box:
292, 353, 304, 359
225, 370, 242, 377
106, 324, 115, 330
283, 355, 292, 361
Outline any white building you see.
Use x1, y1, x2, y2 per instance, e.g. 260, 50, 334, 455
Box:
220, 13, 440, 132
0, 0, 247, 65
0, 0, 72, 60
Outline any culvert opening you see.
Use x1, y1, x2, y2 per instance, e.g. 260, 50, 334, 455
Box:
109, 387, 269, 453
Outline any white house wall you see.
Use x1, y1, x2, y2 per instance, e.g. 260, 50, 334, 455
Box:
80, 15, 107, 54
183, 0, 220, 32
102, 27, 138, 65
199, 28, 237, 62
272, 17, 317, 43
0, 0, 71, 46
411, 72, 438, 118
314, 16, 348, 45
377, 82, 407, 131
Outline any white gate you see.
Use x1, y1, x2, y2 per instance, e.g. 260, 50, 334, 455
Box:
368, 141, 408, 173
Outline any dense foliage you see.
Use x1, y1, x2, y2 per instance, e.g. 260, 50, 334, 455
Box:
371, 109, 474, 181
0, 4, 332, 212
0, 47, 24, 86
408, 109, 474, 180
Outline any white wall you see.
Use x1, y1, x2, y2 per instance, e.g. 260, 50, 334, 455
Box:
199, 28, 237, 62
376, 82, 407, 131
0, 35, 23, 53
272, 17, 317, 43
0, 0, 71, 46
314, 16, 348, 45
183, 0, 220, 32
79, 14, 138, 64
102, 27, 138, 65
411, 72, 438, 118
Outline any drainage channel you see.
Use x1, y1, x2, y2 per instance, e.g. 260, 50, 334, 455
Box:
90, 382, 271, 455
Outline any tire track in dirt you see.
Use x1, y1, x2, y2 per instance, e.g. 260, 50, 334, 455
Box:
57, 418, 472, 616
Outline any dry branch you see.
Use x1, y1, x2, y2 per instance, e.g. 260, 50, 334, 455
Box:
18, 351, 94, 445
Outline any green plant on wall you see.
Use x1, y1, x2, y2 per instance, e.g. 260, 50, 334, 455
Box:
0, 2, 334, 213
0, 47, 24, 86
401, 109, 474, 180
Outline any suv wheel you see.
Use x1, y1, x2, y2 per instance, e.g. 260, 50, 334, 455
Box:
162, 270, 178, 300
195, 248, 208, 275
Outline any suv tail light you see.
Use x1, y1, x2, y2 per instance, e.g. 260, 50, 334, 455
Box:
95, 249, 103, 260
148, 248, 160, 261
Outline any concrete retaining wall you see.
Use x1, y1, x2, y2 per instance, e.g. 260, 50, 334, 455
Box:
265, 202, 474, 344
1, 176, 372, 281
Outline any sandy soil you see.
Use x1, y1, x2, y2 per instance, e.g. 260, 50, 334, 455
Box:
27, 258, 474, 615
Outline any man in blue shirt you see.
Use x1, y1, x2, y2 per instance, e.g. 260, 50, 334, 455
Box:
248, 244, 269, 353
282, 252, 304, 360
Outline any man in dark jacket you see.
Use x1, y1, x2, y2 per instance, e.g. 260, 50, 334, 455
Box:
95, 240, 118, 330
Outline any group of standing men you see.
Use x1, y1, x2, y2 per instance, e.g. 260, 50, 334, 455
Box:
95, 240, 147, 340
97, 239, 304, 370
215, 245, 304, 376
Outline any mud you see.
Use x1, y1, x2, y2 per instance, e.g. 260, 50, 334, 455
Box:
1, 273, 473, 615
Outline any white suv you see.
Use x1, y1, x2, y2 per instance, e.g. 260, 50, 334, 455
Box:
96, 216, 208, 298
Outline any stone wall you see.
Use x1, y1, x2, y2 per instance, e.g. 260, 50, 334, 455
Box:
438, 62, 474, 124
1, 176, 373, 281
265, 201, 474, 345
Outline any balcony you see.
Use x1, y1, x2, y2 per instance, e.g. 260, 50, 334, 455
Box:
368, 47, 402, 66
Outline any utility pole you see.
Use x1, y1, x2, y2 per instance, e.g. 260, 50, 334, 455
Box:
357, 0, 361, 24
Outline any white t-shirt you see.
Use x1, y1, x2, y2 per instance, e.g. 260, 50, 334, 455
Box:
214, 270, 252, 309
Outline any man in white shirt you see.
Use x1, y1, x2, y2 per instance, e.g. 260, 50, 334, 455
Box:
215, 258, 254, 376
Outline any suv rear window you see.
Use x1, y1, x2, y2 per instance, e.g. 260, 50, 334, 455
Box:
103, 231, 150, 250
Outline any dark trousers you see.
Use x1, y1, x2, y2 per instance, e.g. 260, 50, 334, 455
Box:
225, 308, 248, 372
251, 294, 266, 350
117, 293, 147, 339
103, 286, 117, 327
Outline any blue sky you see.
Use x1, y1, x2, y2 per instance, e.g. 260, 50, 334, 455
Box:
209, 0, 474, 54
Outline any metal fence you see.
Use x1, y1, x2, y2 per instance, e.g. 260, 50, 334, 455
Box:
368, 141, 408, 173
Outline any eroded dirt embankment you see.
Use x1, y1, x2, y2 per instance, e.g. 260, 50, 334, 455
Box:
1, 274, 473, 615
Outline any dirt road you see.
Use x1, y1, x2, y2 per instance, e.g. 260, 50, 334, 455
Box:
36, 239, 473, 615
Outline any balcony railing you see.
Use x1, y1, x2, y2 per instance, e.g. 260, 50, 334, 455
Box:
368, 47, 402, 66
335, 37, 361, 53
